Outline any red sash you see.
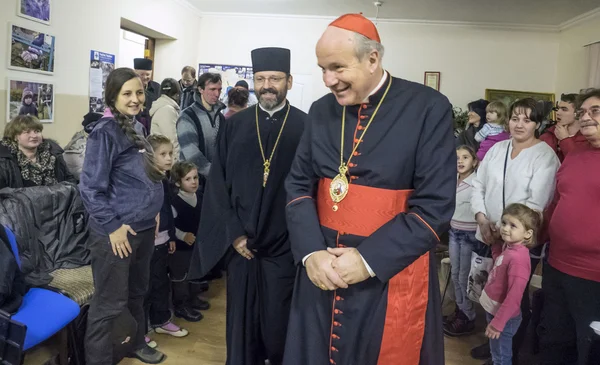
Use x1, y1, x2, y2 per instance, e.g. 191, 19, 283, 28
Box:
317, 178, 429, 365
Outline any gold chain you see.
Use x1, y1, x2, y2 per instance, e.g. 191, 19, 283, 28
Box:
339, 75, 393, 173
256, 103, 291, 187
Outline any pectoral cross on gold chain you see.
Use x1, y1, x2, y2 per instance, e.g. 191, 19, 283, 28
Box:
256, 104, 291, 187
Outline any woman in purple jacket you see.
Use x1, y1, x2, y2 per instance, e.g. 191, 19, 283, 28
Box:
79, 68, 166, 365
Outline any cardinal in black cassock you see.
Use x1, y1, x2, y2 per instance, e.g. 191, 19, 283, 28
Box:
187, 47, 307, 365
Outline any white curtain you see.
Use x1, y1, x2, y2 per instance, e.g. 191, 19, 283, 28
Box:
586, 42, 600, 89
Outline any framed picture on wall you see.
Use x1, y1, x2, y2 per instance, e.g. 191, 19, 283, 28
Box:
8, 23, 56, 75
17, 0, 51, 25
424, 71, 441, 91
7, 79, 55, 123
485, 89, 556, 107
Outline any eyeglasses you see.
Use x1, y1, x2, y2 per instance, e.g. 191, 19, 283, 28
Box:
254, 76, 286, 85
575, 106, 600, 120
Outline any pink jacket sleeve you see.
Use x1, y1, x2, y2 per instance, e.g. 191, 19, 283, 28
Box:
490, 263, 530, 331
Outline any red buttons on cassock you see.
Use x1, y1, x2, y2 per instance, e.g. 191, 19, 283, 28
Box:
335, 296, 344, 301
357, 125, 365, 130
350, 176, 358, 180
333, 321, 341, 327
348, 163, 357, 168
330, 359, 336, 364
354, 138, 360, 143
360, 115, 367, 120
334, 309, 343, 314
353, 152, 360, 156
332, 334, 341, 340
331, 346, 339, 352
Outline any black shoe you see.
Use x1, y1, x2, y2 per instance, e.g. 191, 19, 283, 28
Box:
443, 311, 475, 337
174, 306, 204, 322
443, 306, 459, 325
127, 346, 166, 364
471, 341, 491, 360
191, 297, 210, 311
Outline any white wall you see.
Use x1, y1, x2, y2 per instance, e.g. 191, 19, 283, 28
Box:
555, 12, 600, 95
197, 15, 561, 110
0, 0, 201, 144
118, 30, 147, 69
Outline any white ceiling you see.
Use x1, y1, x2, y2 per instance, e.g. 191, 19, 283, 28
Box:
188, 0, 600, 27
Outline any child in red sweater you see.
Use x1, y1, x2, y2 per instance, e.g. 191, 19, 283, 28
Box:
480, 203, 541, 365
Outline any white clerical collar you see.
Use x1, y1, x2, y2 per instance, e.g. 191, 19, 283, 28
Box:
363, 70, 388, 103
259, 100, 287, 117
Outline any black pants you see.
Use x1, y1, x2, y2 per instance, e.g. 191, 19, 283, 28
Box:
512, 257, 540, 359
225, 250, 295, 365
538, 264, 600, 365
146, 243, 172, 327
84, 228, 154, 365
169, 248, 200, 308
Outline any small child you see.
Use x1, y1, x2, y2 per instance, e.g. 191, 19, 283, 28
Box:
169, 161, 209, 322
145, 135, 188, 339
444, 145, 481, 337
475, 101, 510, 161
480, 203, 541, 365
19, 90, 38, 117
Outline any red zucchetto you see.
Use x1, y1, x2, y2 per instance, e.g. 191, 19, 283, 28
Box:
329, 13, 381, 43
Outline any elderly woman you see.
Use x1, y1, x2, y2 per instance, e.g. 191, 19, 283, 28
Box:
456, 99, 490, 151
0, 115, 74, 189
538, 89, 600, 365
470, 98, 560, 364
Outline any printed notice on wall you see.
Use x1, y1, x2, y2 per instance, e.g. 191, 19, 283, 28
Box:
89, 50, 115, 113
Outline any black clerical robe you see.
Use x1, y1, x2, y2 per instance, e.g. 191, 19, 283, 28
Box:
283, 73, 455, 365
138, 80, 160, 134
188, 102, 306, 365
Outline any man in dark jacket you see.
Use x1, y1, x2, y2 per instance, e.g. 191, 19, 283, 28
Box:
134, 58, 161, 135
179, 66, 197, 111
0, 115, 75, 189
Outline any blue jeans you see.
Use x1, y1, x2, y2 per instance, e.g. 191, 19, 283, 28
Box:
487, 312, 522, 365
448, 228, 479, 320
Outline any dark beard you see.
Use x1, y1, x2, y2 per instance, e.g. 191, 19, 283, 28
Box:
258, 88, 287, 110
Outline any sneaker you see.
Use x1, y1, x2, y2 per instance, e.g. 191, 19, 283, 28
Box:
471, 341, 491, 360
443, 311, 475, 337
443, 306, 460, 325
127, 346, 166, 364
155, 321, 189, 338
190, 297, 210, 311
145, 336, 157, 349
174, 306, 203, 322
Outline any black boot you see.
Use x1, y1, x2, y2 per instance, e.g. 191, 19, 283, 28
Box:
471, 341, 491, 360
127, 346, 166, 364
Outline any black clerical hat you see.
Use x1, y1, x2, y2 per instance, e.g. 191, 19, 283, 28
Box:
133, 58, 153, 70
251, 47, 291, 74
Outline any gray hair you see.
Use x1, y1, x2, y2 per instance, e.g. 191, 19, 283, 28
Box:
354, 33, 385, 61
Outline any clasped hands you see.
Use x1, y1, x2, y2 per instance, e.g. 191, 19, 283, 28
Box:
306, 247, 371, 291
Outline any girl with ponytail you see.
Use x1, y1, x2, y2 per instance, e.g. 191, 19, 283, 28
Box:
79, 67, 166, 364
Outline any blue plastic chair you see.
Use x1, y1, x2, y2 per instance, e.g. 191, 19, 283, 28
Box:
3, 225, 80, 362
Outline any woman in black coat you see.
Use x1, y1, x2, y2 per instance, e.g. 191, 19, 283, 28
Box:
0, 115, 74, 189
456, 99, 490, 151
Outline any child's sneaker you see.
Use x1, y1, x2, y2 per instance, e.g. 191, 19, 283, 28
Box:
443, 310, 475, 337
155, 321, 189, 338
145, 336, 158, 349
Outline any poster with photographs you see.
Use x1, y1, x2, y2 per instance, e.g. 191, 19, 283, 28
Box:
7, 79, 55, 123
17, 0, 51, 25
8, 23, 56, 75
198, 63, 255, 101
89, 50, 115, 113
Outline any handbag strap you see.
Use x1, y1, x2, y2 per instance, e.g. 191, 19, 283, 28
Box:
502, 141, 511, 210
